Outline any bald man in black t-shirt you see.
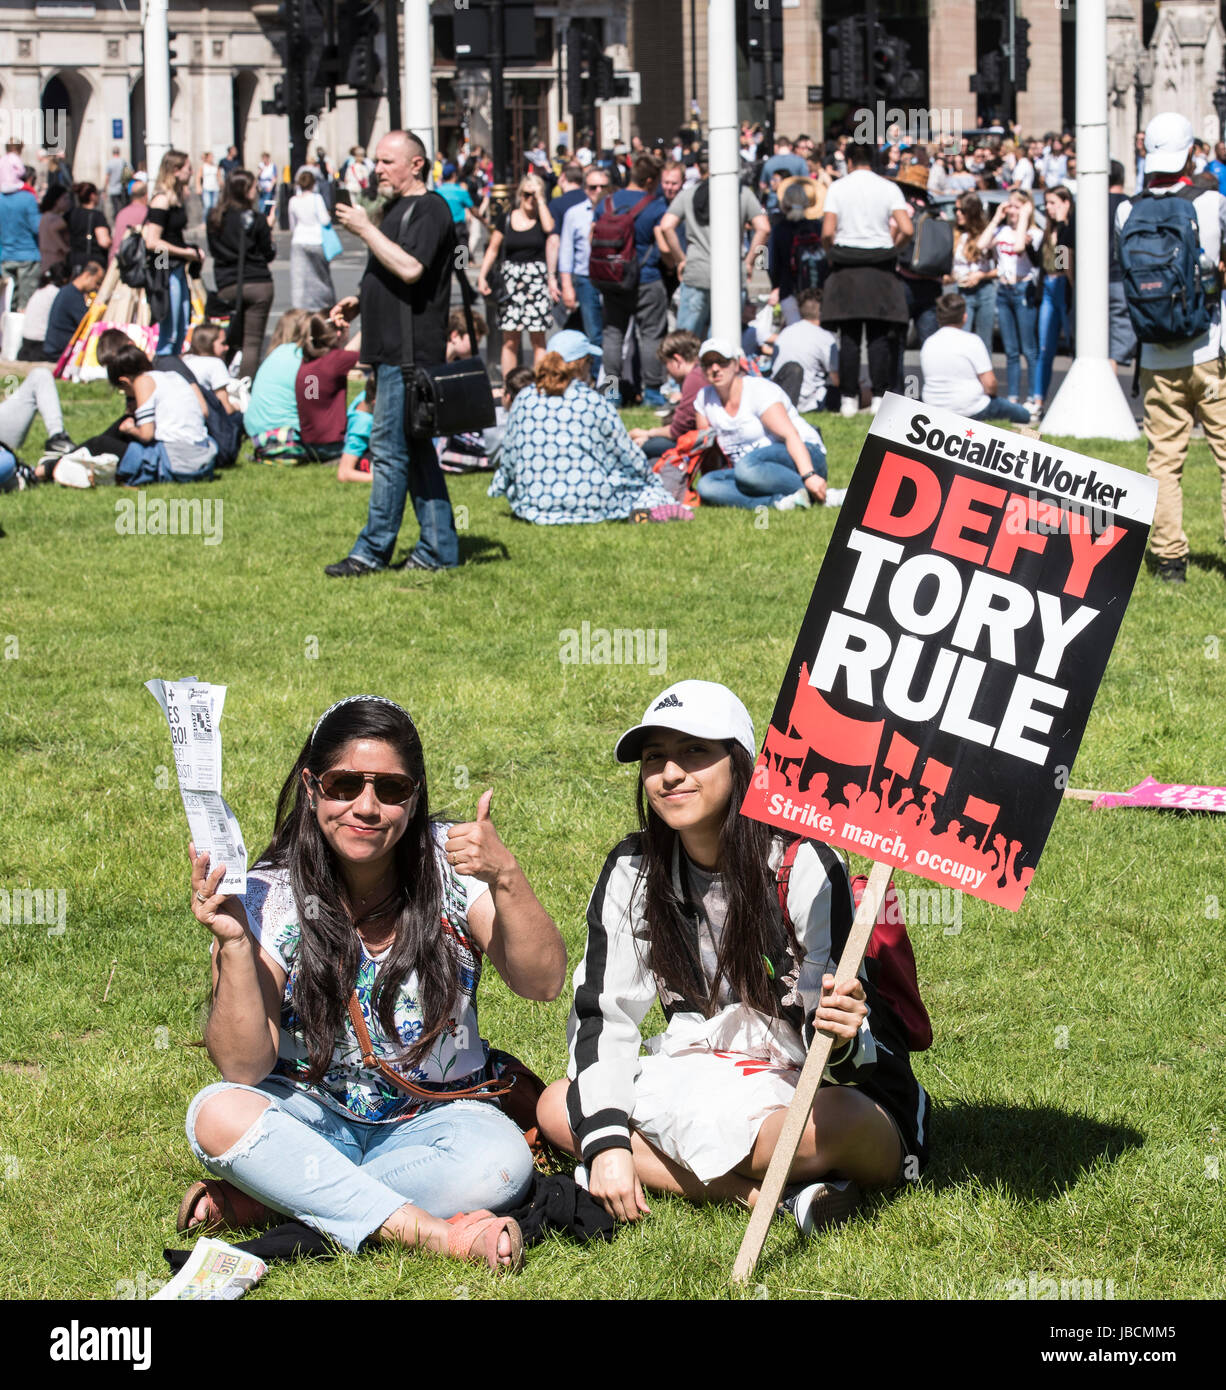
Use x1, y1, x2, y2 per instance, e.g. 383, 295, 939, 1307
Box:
325, 130, 461, 577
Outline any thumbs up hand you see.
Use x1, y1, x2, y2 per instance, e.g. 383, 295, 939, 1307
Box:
444, 789, 515, 885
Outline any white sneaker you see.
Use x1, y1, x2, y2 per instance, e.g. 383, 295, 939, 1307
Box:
839, 397, 859, 418
52, 454, 95, 488
775, 487, 812, 511
778, 1178, 861, 1237
869, 395, 884, 414
824, 487, 848, 507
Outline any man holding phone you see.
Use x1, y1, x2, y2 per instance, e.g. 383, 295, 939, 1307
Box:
323, 130, 462, 576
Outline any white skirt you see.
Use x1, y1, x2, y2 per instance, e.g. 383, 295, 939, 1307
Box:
630, 1003, 807, 1184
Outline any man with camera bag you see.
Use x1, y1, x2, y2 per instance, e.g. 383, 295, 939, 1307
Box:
325, 130, 463, 576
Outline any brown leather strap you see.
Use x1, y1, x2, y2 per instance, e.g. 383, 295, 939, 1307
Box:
346, 993, 513, 1103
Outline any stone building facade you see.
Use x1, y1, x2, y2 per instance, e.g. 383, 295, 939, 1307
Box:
3, 1, 1225, 189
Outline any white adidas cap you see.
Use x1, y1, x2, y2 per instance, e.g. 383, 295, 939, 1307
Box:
1144, 112, 1195, 176
614, 680, 756, 763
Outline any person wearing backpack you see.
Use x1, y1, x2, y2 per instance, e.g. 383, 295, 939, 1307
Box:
1117, 111, 1226, 584
658, 163, 771, 340
109, 180, 148, 263
535, 680, 930, 1236
590, 155, 670, 407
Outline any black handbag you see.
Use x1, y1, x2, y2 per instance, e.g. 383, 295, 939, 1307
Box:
396, 195, 496, 441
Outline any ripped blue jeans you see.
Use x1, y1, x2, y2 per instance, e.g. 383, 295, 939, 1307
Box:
185, 1076, 535, 1252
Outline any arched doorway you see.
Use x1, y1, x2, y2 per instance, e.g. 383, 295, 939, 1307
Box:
232, 70, 260, 163
42, 70, 93, 170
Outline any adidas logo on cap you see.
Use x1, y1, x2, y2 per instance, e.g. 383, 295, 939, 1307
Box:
654, 694, 683, 710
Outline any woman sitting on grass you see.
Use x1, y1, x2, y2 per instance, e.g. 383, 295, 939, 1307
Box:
691, 338, 837, 512
296, 312, 360, 462
487, 330, 692, 525
243, 308, 309, 462
537, 680, 929, 1236
182, 695, 566, 1274
108, 339, 217, 485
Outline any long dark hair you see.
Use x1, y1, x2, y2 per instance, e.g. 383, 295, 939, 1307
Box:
207, 168, 255, 238
634, 742, 801, 1017
253, 698, 456, 1082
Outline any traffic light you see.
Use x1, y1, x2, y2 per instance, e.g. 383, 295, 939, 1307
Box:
453, 1, 538, 63
871, 29, 921, 101
566, 27, 585, 119
826, 17, 865, 104
1014, 16, 1030, 93
970, 52, 1004, 98
745, 0, 783, 102
348, 38, 381, 93
167, 31, 180, 78
595, 53, 615, 102
262, 80, 288, 117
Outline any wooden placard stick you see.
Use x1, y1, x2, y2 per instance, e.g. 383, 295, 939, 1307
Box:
731, 857, 894, 1285
1061, 788, 1114, 802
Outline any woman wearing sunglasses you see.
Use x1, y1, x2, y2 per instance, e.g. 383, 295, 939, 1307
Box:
180, 695, 565, 1274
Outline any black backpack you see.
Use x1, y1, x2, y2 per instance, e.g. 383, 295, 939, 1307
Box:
790, 226, 827, 292
116, 227, 152, 289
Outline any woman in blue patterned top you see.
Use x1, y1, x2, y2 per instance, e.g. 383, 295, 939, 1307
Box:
488, 330, 693, 524
180, 695, 566, 1274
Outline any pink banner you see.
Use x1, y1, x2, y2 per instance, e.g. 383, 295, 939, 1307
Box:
1093, 776, 1226, 812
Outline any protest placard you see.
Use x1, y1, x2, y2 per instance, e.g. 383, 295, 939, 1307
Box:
1084, 777, 1226, 812
731, 393, 1156, 1283
740, 394, 1158, 911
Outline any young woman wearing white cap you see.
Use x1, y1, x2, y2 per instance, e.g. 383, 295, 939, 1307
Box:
537, 681, 929, 1236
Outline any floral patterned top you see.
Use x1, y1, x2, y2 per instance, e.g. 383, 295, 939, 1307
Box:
241, 824, 491, 1123
487, 380, 674, 524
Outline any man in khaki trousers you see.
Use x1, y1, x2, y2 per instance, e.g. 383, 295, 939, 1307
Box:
1117, 112, 1226, 583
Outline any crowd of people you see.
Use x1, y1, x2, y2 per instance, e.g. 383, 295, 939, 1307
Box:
6, 109, 1226, 588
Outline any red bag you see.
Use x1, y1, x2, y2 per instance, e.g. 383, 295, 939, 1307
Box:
588, 192, 652, 293
651, 426, 724, 508
850, 873, 932, 1051
774, 845, 932, 1052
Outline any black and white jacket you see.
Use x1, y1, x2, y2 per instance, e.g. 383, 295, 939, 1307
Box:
565, 833, 930, 1171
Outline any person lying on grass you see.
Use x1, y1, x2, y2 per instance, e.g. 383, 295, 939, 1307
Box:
183, 694, 566, 1274
537, 680, 929, 1236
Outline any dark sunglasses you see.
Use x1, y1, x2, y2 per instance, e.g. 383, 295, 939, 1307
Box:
586, 182, 608, 191
309, 769, 416, 805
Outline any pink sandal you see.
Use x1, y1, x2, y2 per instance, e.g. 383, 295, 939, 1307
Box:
445, 1209, 525, 1274
176, 1178, 272, 1236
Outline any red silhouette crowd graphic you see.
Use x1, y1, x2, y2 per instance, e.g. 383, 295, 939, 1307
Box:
752, 663, 1035, 899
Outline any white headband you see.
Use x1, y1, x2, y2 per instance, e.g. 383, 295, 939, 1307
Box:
309, 695, 413, 748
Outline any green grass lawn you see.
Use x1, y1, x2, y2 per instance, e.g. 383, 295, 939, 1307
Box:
1, 384, 1224, 1301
